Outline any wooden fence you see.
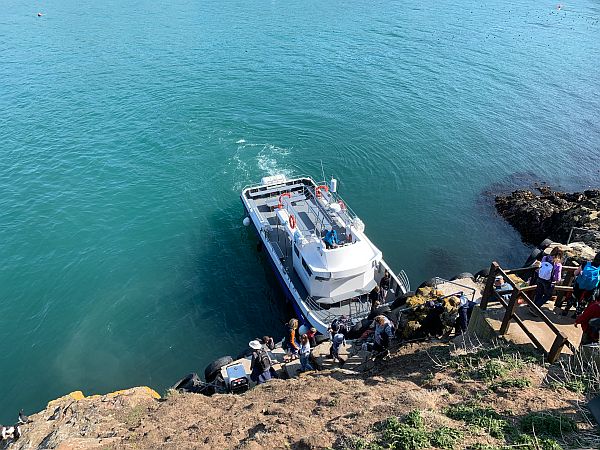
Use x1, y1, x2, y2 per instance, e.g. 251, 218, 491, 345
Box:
480, 262, 578, 363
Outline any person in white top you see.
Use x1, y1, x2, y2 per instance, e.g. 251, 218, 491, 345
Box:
299, 334, 314, 372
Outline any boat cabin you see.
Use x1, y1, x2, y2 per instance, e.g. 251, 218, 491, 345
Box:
243, 176, 382, 307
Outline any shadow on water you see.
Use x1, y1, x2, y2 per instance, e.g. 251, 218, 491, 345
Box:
423, 247, 464, 280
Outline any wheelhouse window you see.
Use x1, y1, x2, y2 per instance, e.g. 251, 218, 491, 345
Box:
301, 258, 312, 277
294, 245, 300, 258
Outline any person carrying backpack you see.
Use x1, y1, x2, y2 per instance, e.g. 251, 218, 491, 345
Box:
249, 340, 273, 384
533, 247, 564, 309
560, 252, 600, 317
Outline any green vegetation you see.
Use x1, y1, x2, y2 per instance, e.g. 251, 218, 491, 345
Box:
551, 350, 600, 396
378, 411, 465, 450
548, 379, 586, 394
519, 412, 577, 437
339, 405, 575, 450
404, 410, 424, 429
490, 377, 532, 390
336, 342, 588, 450
380, 416, 430, 450
512, 433, 563, 450
429, 426, 463, 450
444, 403, 507, 439
446, 342, 537, 385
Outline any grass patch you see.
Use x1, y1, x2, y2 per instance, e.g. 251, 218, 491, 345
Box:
337, 436, 382, 450
444, 404, 507, 439
548, 379, 586, 394
512, 433, 563, 450
446, 342, 535, 383
547, 349, 600, 396
519, 412, 577, 437
380, 416, 429, 450
405, 409, 424, 429
429, 426, 463, 450
490, 377, 532, 390
369, 411, 464, 450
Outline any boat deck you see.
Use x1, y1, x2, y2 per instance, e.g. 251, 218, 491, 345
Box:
253, 184, 350, 244
244, 178, 408, 327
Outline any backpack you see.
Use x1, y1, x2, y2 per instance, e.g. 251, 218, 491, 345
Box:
256, 350, 271, 372
538, 259, 554, 281
577, 262, 600, 291
331, 316, 351, 336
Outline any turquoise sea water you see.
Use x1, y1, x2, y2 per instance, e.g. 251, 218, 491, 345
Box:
1, 0, 599, 420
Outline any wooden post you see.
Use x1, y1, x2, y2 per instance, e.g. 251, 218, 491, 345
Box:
548, 332, 568, 363
499, 288, 521, 335
556, 270, 574, 304
480, 262, 499, 311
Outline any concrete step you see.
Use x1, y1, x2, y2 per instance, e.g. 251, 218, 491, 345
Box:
283, 340, 372, 378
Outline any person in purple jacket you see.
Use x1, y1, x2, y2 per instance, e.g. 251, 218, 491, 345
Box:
533, 247, 564, 308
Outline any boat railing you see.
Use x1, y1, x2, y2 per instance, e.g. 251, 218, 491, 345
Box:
303, 294, 371, 326
378, 260, 411, 296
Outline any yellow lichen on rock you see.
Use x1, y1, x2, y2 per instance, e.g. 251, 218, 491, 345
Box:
46, 387, 160, 408
47, 390, 86, 408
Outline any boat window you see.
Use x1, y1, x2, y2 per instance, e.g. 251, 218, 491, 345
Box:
293, 244, 299, 257
301, 258, 312, 277
315, 275, 330, 281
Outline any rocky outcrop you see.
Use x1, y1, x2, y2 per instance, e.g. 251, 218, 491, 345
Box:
495, 187, 600, 249
3, 387, 161, 450
4, 342, 594, 450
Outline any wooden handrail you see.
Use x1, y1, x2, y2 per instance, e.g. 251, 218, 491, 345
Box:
478, 261, 576, 364
505, 265, 579, 275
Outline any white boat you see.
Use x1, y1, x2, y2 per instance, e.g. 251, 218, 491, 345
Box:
241, 175, 410, 335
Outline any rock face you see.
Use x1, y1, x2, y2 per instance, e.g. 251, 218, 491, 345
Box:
2, 343, 593, 450
495, 187, 600, 248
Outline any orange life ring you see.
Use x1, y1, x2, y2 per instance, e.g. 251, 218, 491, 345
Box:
338, 200, 346, 210
289, 215, 296, 229
278, 192, 291, 209
316, 185, 329, 198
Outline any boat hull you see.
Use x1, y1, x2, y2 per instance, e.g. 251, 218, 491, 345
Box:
242, 202, 306, 324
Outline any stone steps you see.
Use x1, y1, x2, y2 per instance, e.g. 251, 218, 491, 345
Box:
282, 340, 371, 378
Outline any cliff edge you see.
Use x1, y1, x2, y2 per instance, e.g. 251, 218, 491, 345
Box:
5, 341, 597, 450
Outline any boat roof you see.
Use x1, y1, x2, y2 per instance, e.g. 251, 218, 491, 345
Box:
242, 176, 381, 274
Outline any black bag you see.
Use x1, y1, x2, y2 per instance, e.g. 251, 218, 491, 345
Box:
257, 350, 271, 372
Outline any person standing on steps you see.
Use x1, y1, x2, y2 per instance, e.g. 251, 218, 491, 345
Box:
533, 247, 564, 309
380, 270, 391, 302
575, 299, 600, 346
559, 252, 600, 318
249, 340, 273, 385
298, 334, 314, 372
363, 315, 395, 359
306, 327, 317, 348
369, 285, 381, 313
329, 325, 346, 367
283, 318, 300, 359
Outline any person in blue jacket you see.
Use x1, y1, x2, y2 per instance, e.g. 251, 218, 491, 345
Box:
324, 229, 339, 249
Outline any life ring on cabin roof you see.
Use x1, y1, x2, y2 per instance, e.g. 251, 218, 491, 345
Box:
316, 185, 329, 198
289, 214, 296, 229
278, 192, 291, 209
